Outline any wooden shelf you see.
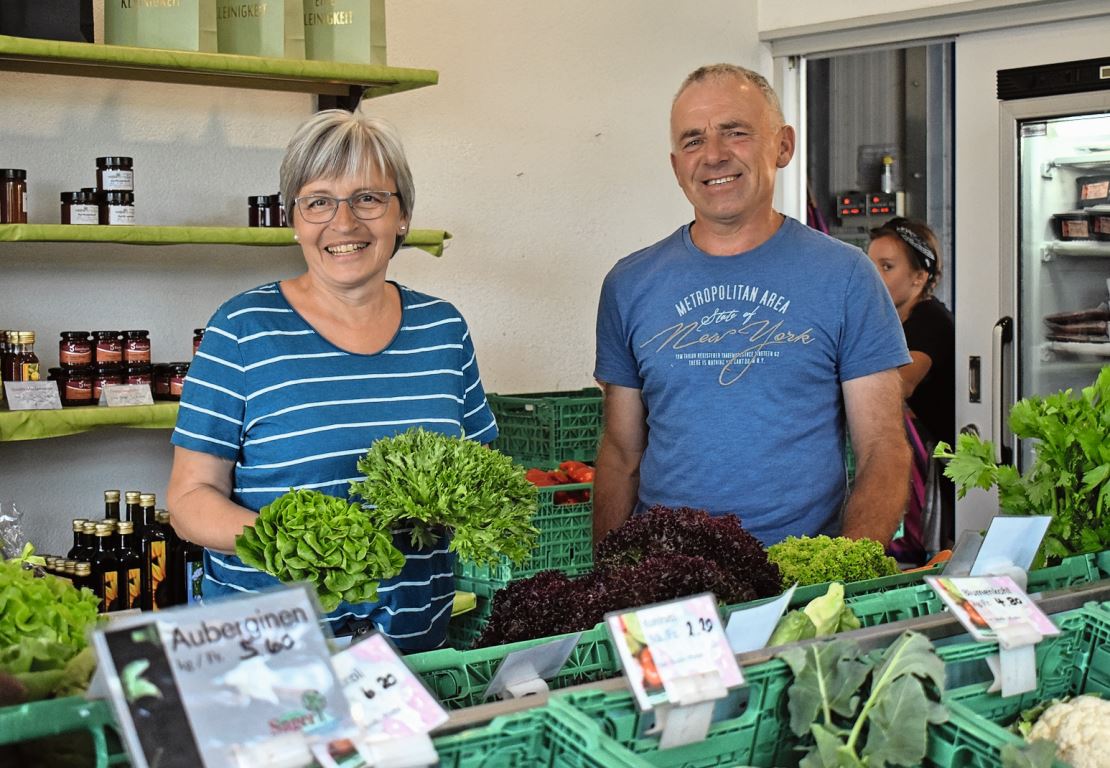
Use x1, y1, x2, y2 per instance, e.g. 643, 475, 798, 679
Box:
0, 225, 451, 256
0, 403, 179, 442
0, 34, 437, 100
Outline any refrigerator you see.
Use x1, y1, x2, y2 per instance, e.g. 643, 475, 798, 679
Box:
995, 57, 1110, 470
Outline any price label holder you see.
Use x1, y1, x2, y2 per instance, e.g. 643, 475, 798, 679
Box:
330, 631, 447, 768
725, 584, 797, 653
99, 383, 155, 407
606, 593, 742, 749
90, 584, 356, 768
942, 529, 985, 577
926, 575, 1059, 697
3, 381, 62, 410
969, 515, 1052, 591
482, 632, 582, 700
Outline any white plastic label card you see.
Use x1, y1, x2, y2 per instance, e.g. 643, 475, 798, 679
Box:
969, 515, 1052, 576
99, 383, 155, 407
331, 631, 449, 737
725, 584, 797, 654
4, 381, 62, 410
926, 575, 1059, 642
606, 593, 742, 712
91, 584, 355, 768
483, 632, 582, 700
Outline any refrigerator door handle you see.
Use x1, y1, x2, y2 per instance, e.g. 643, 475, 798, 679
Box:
992, 316, 1014, 466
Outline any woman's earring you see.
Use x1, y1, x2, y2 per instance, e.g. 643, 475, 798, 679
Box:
293, 233, 299, 241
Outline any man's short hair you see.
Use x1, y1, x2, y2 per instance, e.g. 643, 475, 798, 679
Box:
674, 64, 784, 126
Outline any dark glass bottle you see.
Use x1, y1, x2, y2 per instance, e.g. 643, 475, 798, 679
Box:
103, 490, 121, 520
154, 509, 176, 608
182, 539, 204, 606
74, 562, 94, 594
124, 491, 141, 525
91, 523, 121, 612
66, 518, 88, 560
138, 494, 167, 611
115, 520, 143, 611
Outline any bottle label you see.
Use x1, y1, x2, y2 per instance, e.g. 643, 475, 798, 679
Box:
106, 205, 135, 225
149, 540, 167, 610
101, 570, 119, 612
71, 204, 99, 225
20, 362, 40, 382
101, 169, 134, 191
125, 567, 141, 609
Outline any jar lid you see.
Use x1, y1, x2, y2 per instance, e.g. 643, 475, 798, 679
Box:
0, 169, 27, 179
125, 363, 153, 373
60, 330, 91, 338
60, 190, 99, 204
63, 364, 95, 374
102, 190, 134, 204
168, 362, 191, 373
18, 331, 35, 343
96, 363, 125, 373
94, 330, 120, 338
248, 195, 275, 205
96, 156, 133, 168
193, 328, 206, 335
123, 329, 149, 337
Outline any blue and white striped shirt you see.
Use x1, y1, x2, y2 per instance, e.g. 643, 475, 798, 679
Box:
171, 281, 497, 651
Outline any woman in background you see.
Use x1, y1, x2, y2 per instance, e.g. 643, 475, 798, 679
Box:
868, 217, 955, 561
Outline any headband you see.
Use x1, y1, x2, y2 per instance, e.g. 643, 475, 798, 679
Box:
894, 226, 937, 276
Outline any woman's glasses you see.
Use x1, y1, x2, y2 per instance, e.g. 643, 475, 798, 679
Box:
294, 191, 398, 223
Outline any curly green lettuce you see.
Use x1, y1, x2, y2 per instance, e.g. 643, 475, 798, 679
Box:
350, 427, 539, 567
767, 535, 899, 588
236, 489, 405, 612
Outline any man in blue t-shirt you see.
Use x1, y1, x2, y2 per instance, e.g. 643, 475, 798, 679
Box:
593, 64, 912, 549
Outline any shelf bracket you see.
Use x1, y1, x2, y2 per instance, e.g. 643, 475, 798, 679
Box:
316, 86, 366, 113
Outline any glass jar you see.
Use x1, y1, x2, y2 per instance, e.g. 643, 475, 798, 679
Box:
94, 331, 122, 364
167, 362, 190, 401
100, 191, 135, 225
152, 363, 170, 399
62, 365, 94, 406
59, 331, 93, 366
248, 195, 278, 227
93, 363, 124, 401
15, 331, 39, 382
192, 328, 205, 356
60, 190, 100, 225
0, 169, 27, 224
123, 330, 151, 363
125, 363, 152, 386
95, 157, 134, 192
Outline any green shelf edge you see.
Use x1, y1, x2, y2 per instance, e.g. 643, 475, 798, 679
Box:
0, 403, 179, 441
0, 34, 438, 98
0, 225, 451, 256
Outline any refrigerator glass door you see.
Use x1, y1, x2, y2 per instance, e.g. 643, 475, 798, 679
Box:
1016, 111, 1110, 466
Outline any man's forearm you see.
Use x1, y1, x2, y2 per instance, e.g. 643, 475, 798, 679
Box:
592, 442, 640, 546
841, 441, 911, 543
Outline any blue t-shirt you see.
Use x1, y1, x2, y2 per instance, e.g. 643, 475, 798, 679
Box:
594, 218, 910, 546
171, 281, 497, 651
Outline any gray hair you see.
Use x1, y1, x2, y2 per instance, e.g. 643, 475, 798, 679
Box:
280, 110, 414, 251
674, 64, 784, 126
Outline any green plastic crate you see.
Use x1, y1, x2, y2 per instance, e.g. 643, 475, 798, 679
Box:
0, 696, 127, 768
455, 482, 593, 590
409, 623, 619, 710
445, 593, 495, 650
927, 604, 1110, 768
489, 388, 603, 467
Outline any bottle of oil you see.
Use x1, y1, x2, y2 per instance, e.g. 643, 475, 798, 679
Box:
138, 493, 167, 611
115, 520, 143, 611
91, 522, 121, 612
74, 562, 94, 593
103, 489, 121, 521
154, 509, 176, 608
124, 491, 142, 525
66, 519, 88, 560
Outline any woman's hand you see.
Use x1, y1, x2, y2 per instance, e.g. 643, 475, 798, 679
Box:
166, 446, 258, 554
898, 350, 934, 399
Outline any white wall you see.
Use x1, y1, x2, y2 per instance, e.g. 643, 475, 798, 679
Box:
1, 0, 766, 555
758, 0, 1035, 33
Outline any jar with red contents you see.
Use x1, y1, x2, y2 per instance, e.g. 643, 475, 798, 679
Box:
59, 331, 93, 367
125, 363, 152, 386
123, 330, 151, 364
192, 328, 205, 357
93, 363, 124, 401
94, 331, 122, 364
166, 362, 189, 401
152, 363, 170, 400
62, 365, 94, 406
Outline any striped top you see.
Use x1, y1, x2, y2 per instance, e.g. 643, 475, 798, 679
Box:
171, 281, 497, 651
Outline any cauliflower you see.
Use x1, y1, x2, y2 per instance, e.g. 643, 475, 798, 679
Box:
1026, 694, 1110, 768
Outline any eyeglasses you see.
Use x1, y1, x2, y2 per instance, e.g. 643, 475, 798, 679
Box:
293, 191, 399, 224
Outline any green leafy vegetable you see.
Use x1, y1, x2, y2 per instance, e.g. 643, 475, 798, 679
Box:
0, 555, 101, 702
779, 631, 947, 767
350, 427, 539, 567
236, 489, 405, 612
768, 535, 900, 588
935, 366, 1110, 564
1000, 740, 1058, 768
770, 583, 861, 646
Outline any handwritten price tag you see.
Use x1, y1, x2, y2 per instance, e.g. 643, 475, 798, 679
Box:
926, 575, 1059, 642
607, 593, 742, 711
4, 381, 62, 410
332, 632, 448, 738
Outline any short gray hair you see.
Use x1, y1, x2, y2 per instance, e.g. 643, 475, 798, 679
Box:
280, 110, 414, 250
674, 64, 784, 126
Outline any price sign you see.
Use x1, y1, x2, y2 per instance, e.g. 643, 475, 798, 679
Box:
91, 584, 352, 768
331, 632, 448, 738
926, 575, 1059, 642
99, 384, 155, 407
4, 381, 62, 410
606, 593, 742, 711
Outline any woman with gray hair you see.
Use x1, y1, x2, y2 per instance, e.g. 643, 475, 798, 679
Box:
167, 110, 496, 650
